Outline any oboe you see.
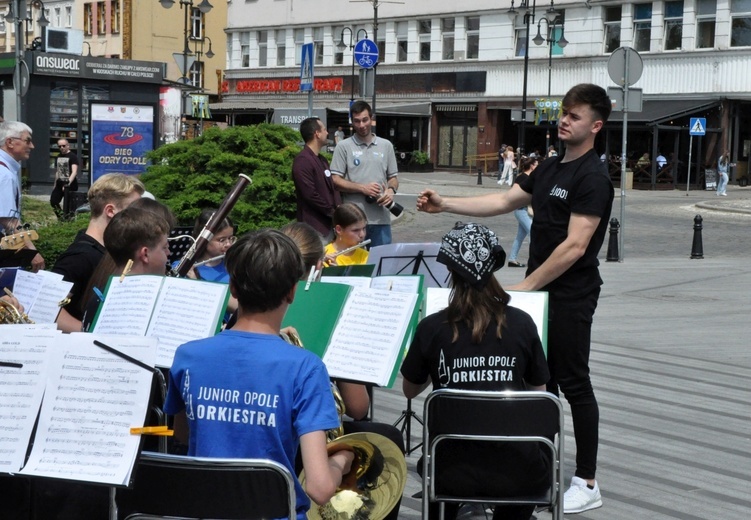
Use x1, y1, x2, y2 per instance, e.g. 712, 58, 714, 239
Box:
170, 174, 252, 277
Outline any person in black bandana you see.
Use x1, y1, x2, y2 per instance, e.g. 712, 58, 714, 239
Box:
416, 84, 612, 515
402, 222, 550, 520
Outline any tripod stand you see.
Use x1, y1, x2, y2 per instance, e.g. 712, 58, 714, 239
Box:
392, 398, 423, 454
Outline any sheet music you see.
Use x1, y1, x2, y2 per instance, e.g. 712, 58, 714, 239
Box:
369, 275, 421, 294
424, 287, 452, 317
20, 334, 157, 486
0, 329, 57, 473
28, 279, 74, 324
323, 288, 417, 386
320, 276, 372, 289
147, 277, 228, 368
93, 276, 163, 336
10, 269, 44, 311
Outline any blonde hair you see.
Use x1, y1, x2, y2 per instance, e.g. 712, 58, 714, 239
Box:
87, 174, 145, 217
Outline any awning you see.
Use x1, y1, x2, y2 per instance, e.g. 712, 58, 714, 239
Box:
608, 99, 721, 125
211, 100, 432, 116
332, 102, 432, 117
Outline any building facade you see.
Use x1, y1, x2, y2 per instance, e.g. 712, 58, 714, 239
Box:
216, 0, 751, 185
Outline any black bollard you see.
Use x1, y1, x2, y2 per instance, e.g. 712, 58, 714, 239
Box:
477, 168, 483, 185
690, 214, 704, 259
606, 217, 620, 261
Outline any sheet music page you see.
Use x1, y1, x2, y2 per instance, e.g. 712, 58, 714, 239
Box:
424, 287, 452, 317
507, 291, 548, 349
28, 279, 73, 324
370, 275, 421, 294
323, 288, 417, 386
147, 277, 228, 368
11, 269, 44, 311
0, 329, 57, 473
93, 275, 163, 336
20, 334, 157, 486
319, 276, 372, 289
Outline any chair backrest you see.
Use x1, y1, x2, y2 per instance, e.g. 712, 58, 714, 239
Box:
422, 389, 564, 520
115, 452, 296, 520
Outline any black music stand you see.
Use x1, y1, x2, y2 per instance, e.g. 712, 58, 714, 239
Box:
393, 398, 424, 455
367, 243, 449, 288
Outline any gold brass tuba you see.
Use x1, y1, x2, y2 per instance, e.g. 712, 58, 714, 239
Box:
283, 330, 407, 520
0, 298, 34, 324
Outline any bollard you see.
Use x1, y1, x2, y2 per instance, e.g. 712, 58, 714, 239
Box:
477, 168, 483, 185
690, 214, 704, 259
606, 218, 620, 261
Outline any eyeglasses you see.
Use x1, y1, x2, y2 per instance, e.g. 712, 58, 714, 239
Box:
215, 235, 237, 245
9, 136, 33, 144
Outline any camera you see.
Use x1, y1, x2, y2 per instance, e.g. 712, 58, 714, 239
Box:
365, 194, 403, 218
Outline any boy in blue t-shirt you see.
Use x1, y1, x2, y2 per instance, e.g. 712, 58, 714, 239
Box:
164, 229, 354, 519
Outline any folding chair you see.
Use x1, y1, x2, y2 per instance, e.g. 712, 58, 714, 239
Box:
114, 452, 296, 519
422, 389, 564, 520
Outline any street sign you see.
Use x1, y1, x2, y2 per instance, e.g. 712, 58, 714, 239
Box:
173, 52, 196, 79
689, 117, 706, 136
300, 43, 314, 92
607, 47, 643, 87
608, 87, 643, 112
354, 39, 378, 69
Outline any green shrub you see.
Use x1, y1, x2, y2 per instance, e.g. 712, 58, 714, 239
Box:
141, 124, 302, 233
34, 213, 91, 268
411, 150, 429, 165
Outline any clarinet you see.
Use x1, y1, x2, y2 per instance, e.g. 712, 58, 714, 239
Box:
170, 174, 252, 278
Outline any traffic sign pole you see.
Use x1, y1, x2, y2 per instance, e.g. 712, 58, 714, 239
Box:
686, 118, 706, 196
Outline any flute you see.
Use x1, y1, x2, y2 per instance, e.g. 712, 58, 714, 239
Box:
331, 239, 371, 258
193, 254, 225, 267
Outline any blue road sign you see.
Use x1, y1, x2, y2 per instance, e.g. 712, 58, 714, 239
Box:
354, 39, 378, 69
689, 117, 706, 136
300, 43, 314, 92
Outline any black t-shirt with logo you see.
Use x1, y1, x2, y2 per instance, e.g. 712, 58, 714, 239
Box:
519, 149, 613, 300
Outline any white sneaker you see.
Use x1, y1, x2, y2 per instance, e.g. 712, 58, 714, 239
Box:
563, 476, 602, 514
721, 193, 727, 196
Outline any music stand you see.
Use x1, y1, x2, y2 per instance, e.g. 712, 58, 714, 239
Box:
368, 243, 448, 453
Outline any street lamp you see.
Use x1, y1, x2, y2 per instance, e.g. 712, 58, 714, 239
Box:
5, 0, 50, 47
337, 27, 368, 109
507, 0, 560, 157
533, 9, 567, 151
158, 0, 213, 86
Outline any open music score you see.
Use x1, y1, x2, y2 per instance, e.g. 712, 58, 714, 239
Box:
1, 268, 73, 323
91, 275, 229, 367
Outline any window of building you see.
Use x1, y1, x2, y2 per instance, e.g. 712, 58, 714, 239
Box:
633, 3, 652, 52
276, 29, 287, 66
515, 17, 527, 57
97, 1, 106, 35
664, 0, 683, 50
695, 0, 716, 48
66, 6, 72, 27
241, 32, 250, 67
603, 6, 621, 53
54, 7, 61, 26
466, 16, 479, 59
377, 31, 385, 62
295, 28, 305, 65
111, 1, 120, 34
313, 27, 324, 65
189, 61, 203, 89
0, 20, 5, 33
333, 26, 345, 65
191, 7, 202, 39
84, 4, 93, 36
441, 17, 454, 60
730, 0, 751, 47
396, 21, 408, 62
419, 19, 431, 61
258, 30, 268, 66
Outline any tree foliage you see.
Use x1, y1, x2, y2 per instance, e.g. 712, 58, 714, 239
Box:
141, 124, 302, 233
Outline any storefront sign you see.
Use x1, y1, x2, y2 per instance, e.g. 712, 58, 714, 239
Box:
272, 109, 327, 131
90, 103, 155, 181
223, 77, 343, 94
30, 52, 165, 84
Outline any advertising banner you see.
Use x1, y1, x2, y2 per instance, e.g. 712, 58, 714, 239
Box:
90, 103, 155, 182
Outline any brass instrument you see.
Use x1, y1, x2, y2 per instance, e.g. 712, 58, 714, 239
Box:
0, 298, 34, 324
284, 330, 407, 520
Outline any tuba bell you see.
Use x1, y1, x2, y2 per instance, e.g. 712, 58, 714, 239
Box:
283, 330, 407, 520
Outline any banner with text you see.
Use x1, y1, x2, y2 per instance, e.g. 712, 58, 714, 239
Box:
90, 103, 155, 182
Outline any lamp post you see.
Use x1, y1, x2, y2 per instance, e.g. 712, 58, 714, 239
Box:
158, 0, 213, 86
337, 27, 368, 112
533, 8, 567, 152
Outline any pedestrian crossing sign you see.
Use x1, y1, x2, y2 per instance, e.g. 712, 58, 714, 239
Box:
689, 117, 706, 136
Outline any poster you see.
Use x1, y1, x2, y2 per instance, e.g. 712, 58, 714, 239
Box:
90, 103, 155, 182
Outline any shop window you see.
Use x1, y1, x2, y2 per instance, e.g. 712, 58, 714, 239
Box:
633, 3, 652, 52
603, 6, 621, 53
441, 17, 454, 60
418, 19, 431, 61
664, 1, 683, 50
294, 28, 305, 65
314, 27, 323, 65
111, 1, 120, 34
84, 4, 93, 36
466, 16, 479, 59
97, 2, 106, 35
276, 29, 287, 66
695, 0, 716, 48
730, 0, 751, 47
396, 21, 408, 62
241, 32, 250, 67
258, 30, 268, 67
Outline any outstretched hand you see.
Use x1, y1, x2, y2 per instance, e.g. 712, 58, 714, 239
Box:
416, 189, 444, 213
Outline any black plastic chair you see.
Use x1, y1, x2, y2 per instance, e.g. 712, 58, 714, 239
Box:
422, 389, 564, 520
114, 452, 296, 519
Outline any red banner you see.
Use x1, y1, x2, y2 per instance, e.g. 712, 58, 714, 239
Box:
223, 77, 344, 94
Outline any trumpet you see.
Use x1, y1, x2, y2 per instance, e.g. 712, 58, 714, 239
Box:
283, 330, 406, 520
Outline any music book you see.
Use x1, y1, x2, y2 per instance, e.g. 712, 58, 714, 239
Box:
282, 280, 421, 387
3, 330, 158, 487
320, 274, 424, 294
425, 288, 549, 355
91, 275, 229, 368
